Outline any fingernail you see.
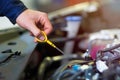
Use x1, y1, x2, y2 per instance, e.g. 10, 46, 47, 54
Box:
39, 36, 45, 41
37, 34, 45, 41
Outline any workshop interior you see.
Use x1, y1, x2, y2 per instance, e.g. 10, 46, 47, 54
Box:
1, 0, 120, 80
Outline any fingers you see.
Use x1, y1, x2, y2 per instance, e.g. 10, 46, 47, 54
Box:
16, 9, 53, 40
43, 19, 53, 35
38, 13, 53, 35
28, 23, 41, 37
29, 12, 53, 36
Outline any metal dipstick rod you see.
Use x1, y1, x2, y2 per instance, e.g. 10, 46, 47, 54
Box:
46, 40, 65, 55
35, 31, 64, 55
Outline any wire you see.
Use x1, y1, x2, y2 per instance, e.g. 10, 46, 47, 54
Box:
51, 60, 93, 79
56, 70, 76, 80
98, 43, 120, 53
39, 54, 79, 80
69, 70, 83, 80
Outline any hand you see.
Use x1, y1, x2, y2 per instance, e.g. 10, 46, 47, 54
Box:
16, 9, 53, 37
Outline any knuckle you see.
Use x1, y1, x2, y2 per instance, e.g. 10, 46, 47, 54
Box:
42, 13, 47, 17
33, 30, 41, 37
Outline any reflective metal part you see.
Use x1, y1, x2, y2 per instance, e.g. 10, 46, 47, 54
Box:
55, 46, 64, 55
35, 31, 65, 55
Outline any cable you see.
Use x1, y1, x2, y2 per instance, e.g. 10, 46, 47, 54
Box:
56, 70, 76, 80
38, 57, 52, 80
38, 54, 80, 80
51, 60, 93, 79
98, 43, 120, 53
69, 70, 83, 80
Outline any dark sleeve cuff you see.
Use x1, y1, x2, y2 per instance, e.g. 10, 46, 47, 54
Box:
0, 0, 27, 24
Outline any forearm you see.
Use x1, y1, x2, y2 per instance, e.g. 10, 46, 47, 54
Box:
0, 0, 27, 24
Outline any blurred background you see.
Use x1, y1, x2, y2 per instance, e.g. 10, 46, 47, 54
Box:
1, 0, 120, 80
1, 0, 120, 33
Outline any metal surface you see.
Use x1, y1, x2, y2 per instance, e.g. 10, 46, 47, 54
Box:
0, 31, 36, 80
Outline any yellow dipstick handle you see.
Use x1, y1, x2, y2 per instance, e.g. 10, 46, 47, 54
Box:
46, 40, 56, 48
35, 31, 64, 54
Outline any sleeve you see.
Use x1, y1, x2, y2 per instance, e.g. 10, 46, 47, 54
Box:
0, 0, 27, 24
